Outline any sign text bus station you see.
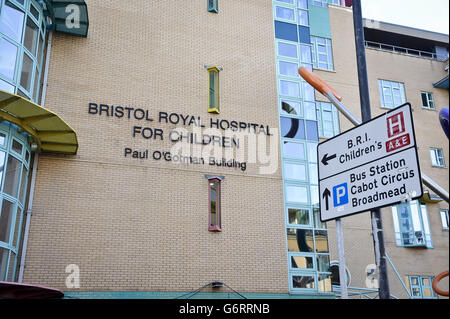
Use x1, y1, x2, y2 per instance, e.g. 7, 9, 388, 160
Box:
318, 103, 423, 222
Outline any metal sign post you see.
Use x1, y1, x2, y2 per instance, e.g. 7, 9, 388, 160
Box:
335, 218, 348, 299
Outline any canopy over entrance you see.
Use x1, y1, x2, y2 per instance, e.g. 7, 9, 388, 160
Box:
0, 90, 78, 155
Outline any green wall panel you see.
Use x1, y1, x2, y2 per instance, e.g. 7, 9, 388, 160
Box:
309, 5, 331, 39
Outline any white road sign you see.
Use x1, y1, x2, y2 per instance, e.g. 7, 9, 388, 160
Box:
318, 103, 423, 221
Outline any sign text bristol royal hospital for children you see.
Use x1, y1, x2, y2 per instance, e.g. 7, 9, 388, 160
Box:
87, 103, 277, 172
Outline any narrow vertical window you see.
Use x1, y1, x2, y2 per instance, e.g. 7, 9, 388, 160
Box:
207, 0, 218, 13
208, 177, 221, 231
440, 209, 449, 230
207, 66, 220, 114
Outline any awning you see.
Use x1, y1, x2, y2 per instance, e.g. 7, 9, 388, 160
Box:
420, 190, 443, 203
0, 90, 78, 155
0, 281, 64, 299
433, 75, 449, 90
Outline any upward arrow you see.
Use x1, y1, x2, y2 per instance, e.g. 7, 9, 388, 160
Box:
321, 153, 337, 166
322, 188, 331, 211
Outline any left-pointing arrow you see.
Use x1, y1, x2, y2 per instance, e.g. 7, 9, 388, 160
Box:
321, 153, 337, 166
323, 188, 331, 211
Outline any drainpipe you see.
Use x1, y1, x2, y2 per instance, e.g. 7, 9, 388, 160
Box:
18, 31, 53, 283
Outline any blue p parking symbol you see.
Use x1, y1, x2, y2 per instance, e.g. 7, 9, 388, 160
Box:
333, 183, 348, 207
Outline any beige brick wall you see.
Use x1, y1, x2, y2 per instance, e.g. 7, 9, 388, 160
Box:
322, 5, 449, 298
23, 0, 289, 293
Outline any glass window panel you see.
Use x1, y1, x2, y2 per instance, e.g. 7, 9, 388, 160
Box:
11, 139, 22, 155
279, 61, 298, 77
0, 38, 18, 79
0, 133, 5, 146
20, 52, 33, 91
299, 44, 312, 63
0, 247, 9, 281
317, 45, 327, 54
305, 120, 319, 141
281, 117, 305, 139
4, 155, 22, 198
304, 101, 316, 120
291, 255, 313, 269
30, 4, 40, 21
313, 207, 326, 228
287, 228, 314, 252
288, 208, 309, 225
0, 1, 25, 42
298, 25, 310, 44
282, 141, 305, 159
286, 185, 308, 203
309, 163, 318, 184
284, 162, 306, 181
310, 185, 319, 206
317, 255, 330, 272
12, 207, 21, 247
440, 210, 449, 229
423, 288, 432, 297
0, 199, 14, 243
298, 9, 309, 25
298, 0, 308, 9
209, 180, 219, 226
318, 273, 332, 292
411, 277, 419, 285
421, 92, 428, 107
280, 80, 300, 97
19, 164, 28, 204
0, 150, 5, 189
33, 66, 39, 100
276, 6, 295, 21
278, 0, 295, 3
307, 142, 317, 162
17, 88, 27, 98
281, 100, 301, 116
274, 21, 298, 42
315, 230, 329, 252
292, 275, 315, 289
412, 288, 421, 296
278, 42, 297, 58
24, 17, 39, 55
302, 82, 314, 101
6, 251, 15, 281
37, 34, 44, 63
0, 78, 14, 93
318, 62, 328, 69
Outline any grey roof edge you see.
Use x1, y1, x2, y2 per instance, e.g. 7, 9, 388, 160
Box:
363, 19, 449, 44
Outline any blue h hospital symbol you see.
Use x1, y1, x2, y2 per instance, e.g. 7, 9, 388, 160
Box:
333, 183, 348, 207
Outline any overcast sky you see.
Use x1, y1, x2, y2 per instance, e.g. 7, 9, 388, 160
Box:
361, 0, 449, 34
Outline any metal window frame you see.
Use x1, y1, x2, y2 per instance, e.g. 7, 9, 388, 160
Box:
0, 0, 46, 102
0, 122, 30, 282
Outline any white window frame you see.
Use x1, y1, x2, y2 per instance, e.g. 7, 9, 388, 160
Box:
392, 200, 433, 248
420, 91, 435, 110
378, 80, 406, 109
430, 147, 445, 167
440, 209, 449, 230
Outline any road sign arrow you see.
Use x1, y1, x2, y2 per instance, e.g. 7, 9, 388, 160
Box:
321, 153, 337, 166
322, 188, 331, 211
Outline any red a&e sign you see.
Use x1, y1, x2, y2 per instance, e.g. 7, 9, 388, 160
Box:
386, 111, 411, 152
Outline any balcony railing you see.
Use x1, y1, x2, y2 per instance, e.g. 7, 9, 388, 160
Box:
365, 40, 440, 60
